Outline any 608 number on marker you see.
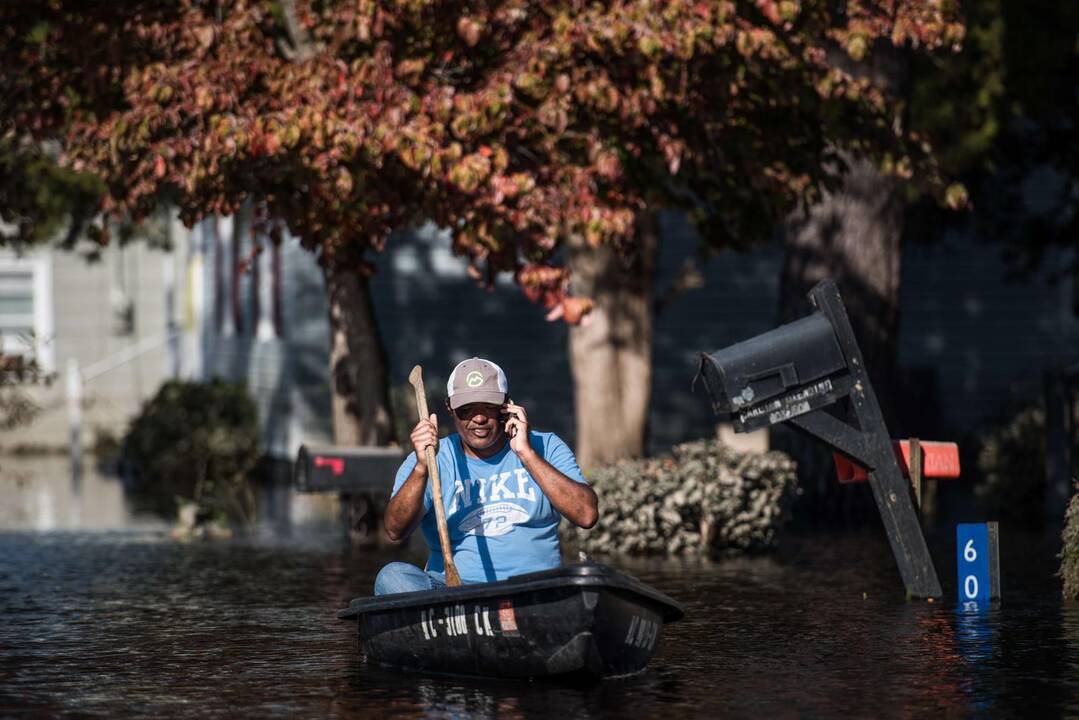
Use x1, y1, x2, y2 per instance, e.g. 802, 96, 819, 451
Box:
963, 540, 979, 599
956, 524, 990, 607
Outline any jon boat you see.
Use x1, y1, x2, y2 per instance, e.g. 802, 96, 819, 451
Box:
338, 562, 684, 680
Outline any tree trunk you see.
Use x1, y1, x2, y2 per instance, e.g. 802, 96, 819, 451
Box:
779, 43, 910, 410
566, 215, 657, 469
775, 44, 910, 522
324, 263, 395, 545
776, 156, 905, 521
324, 263, 396, 447
779, 156, 904, 413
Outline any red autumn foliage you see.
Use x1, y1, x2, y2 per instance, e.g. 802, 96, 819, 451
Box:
0, 1, 964, 322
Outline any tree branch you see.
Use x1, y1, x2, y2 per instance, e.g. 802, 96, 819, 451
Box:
278, 0, 316, 62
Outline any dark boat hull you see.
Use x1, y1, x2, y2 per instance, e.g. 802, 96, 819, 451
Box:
339, 563, 684, 679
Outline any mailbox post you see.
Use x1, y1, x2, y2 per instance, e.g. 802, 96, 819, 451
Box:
699, 279, 943, 599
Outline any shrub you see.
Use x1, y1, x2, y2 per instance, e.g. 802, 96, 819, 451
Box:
91, 426, 122, 472
123, 378, 260, 527
976, 405, 1046, 520
562, 438, 798, 556
1062, 484, 1079, 600
977, 402, 1079, 522
0, 348, 51, 431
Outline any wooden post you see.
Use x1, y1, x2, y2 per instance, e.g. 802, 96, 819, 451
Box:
65, 357, 82, 485
807, 281, 942, 599
910, 437, 923, 512
987, 521, 1002, 601
162, 251, 180, 378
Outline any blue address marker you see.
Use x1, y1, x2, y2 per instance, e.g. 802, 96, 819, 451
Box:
956, 522, 1001, 609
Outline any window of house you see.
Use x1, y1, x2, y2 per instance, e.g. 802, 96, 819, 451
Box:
0, 254, 54, 372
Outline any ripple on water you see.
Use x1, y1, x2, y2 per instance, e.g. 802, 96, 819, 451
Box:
0, 529, 1076, 718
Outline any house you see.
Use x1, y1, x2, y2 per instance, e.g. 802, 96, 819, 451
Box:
1, 240, 176, 452
0, 207, 335, 459
4, 208, 1076, 465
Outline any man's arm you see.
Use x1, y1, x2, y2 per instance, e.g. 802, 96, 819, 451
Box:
383, 462, 428, 541
503, 401, 598, 529
384, 414, 438, 542
518, 449, 598, 528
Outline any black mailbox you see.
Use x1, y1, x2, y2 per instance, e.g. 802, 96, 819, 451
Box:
294, 445, 407, 493
695, 279, 945, 599
699, 312, 848, 432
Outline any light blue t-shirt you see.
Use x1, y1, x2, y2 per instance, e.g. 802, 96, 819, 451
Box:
391, 431, 587, 583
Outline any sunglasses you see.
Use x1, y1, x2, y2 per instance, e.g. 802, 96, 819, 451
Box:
452, 403, 503, 421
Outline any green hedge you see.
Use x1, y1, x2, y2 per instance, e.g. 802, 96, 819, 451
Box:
976, 405, 1050, 521
977, 399, 1079, 523
562, 438, 798, 556
123, 378, 260, 527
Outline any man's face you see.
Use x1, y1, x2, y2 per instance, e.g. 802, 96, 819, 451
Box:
450, 402, 505, 452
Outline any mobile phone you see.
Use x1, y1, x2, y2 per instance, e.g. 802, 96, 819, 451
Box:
501, 396, 516, 437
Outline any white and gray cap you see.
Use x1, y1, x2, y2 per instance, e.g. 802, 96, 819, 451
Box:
446, 357, 508, 409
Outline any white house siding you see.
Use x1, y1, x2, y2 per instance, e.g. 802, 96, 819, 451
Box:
2, 243, 177, 450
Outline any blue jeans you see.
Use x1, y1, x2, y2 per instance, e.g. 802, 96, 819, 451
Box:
374, 562, 448, 595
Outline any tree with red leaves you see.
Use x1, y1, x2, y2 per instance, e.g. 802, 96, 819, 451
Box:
1, 1, 964, 462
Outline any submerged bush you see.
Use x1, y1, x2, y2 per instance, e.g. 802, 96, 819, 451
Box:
563, 438, 798, 556
1063, 484, 1079, 600
976, 406, 1049, 521
123, 378, 260, 528
978, 401, 1079, 522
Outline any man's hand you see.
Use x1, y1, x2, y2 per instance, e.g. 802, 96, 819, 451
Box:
386, 414, 439, 542
410, 413, 439, 469
502, 401, 532, 457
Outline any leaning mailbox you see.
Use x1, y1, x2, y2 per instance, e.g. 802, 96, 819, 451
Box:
699, 279, 943, 600
699, 313, 848, 432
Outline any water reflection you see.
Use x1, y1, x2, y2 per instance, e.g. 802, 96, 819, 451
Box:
954, 604, 1000, 662
951, 605, 1001, 715
1063, 603, 1079, 717
0, 456, 159, 531
0, 456, 342, 538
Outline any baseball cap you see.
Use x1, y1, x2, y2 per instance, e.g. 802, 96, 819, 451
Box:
446, 357, 508, 409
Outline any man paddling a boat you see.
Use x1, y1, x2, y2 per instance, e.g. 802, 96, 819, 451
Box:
374, 357, 598, 595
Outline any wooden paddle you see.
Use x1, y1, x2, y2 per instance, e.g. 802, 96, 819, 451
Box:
408, 364, 462, 587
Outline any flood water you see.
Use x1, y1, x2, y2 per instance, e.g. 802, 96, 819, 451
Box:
2, 463, 1078, 718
